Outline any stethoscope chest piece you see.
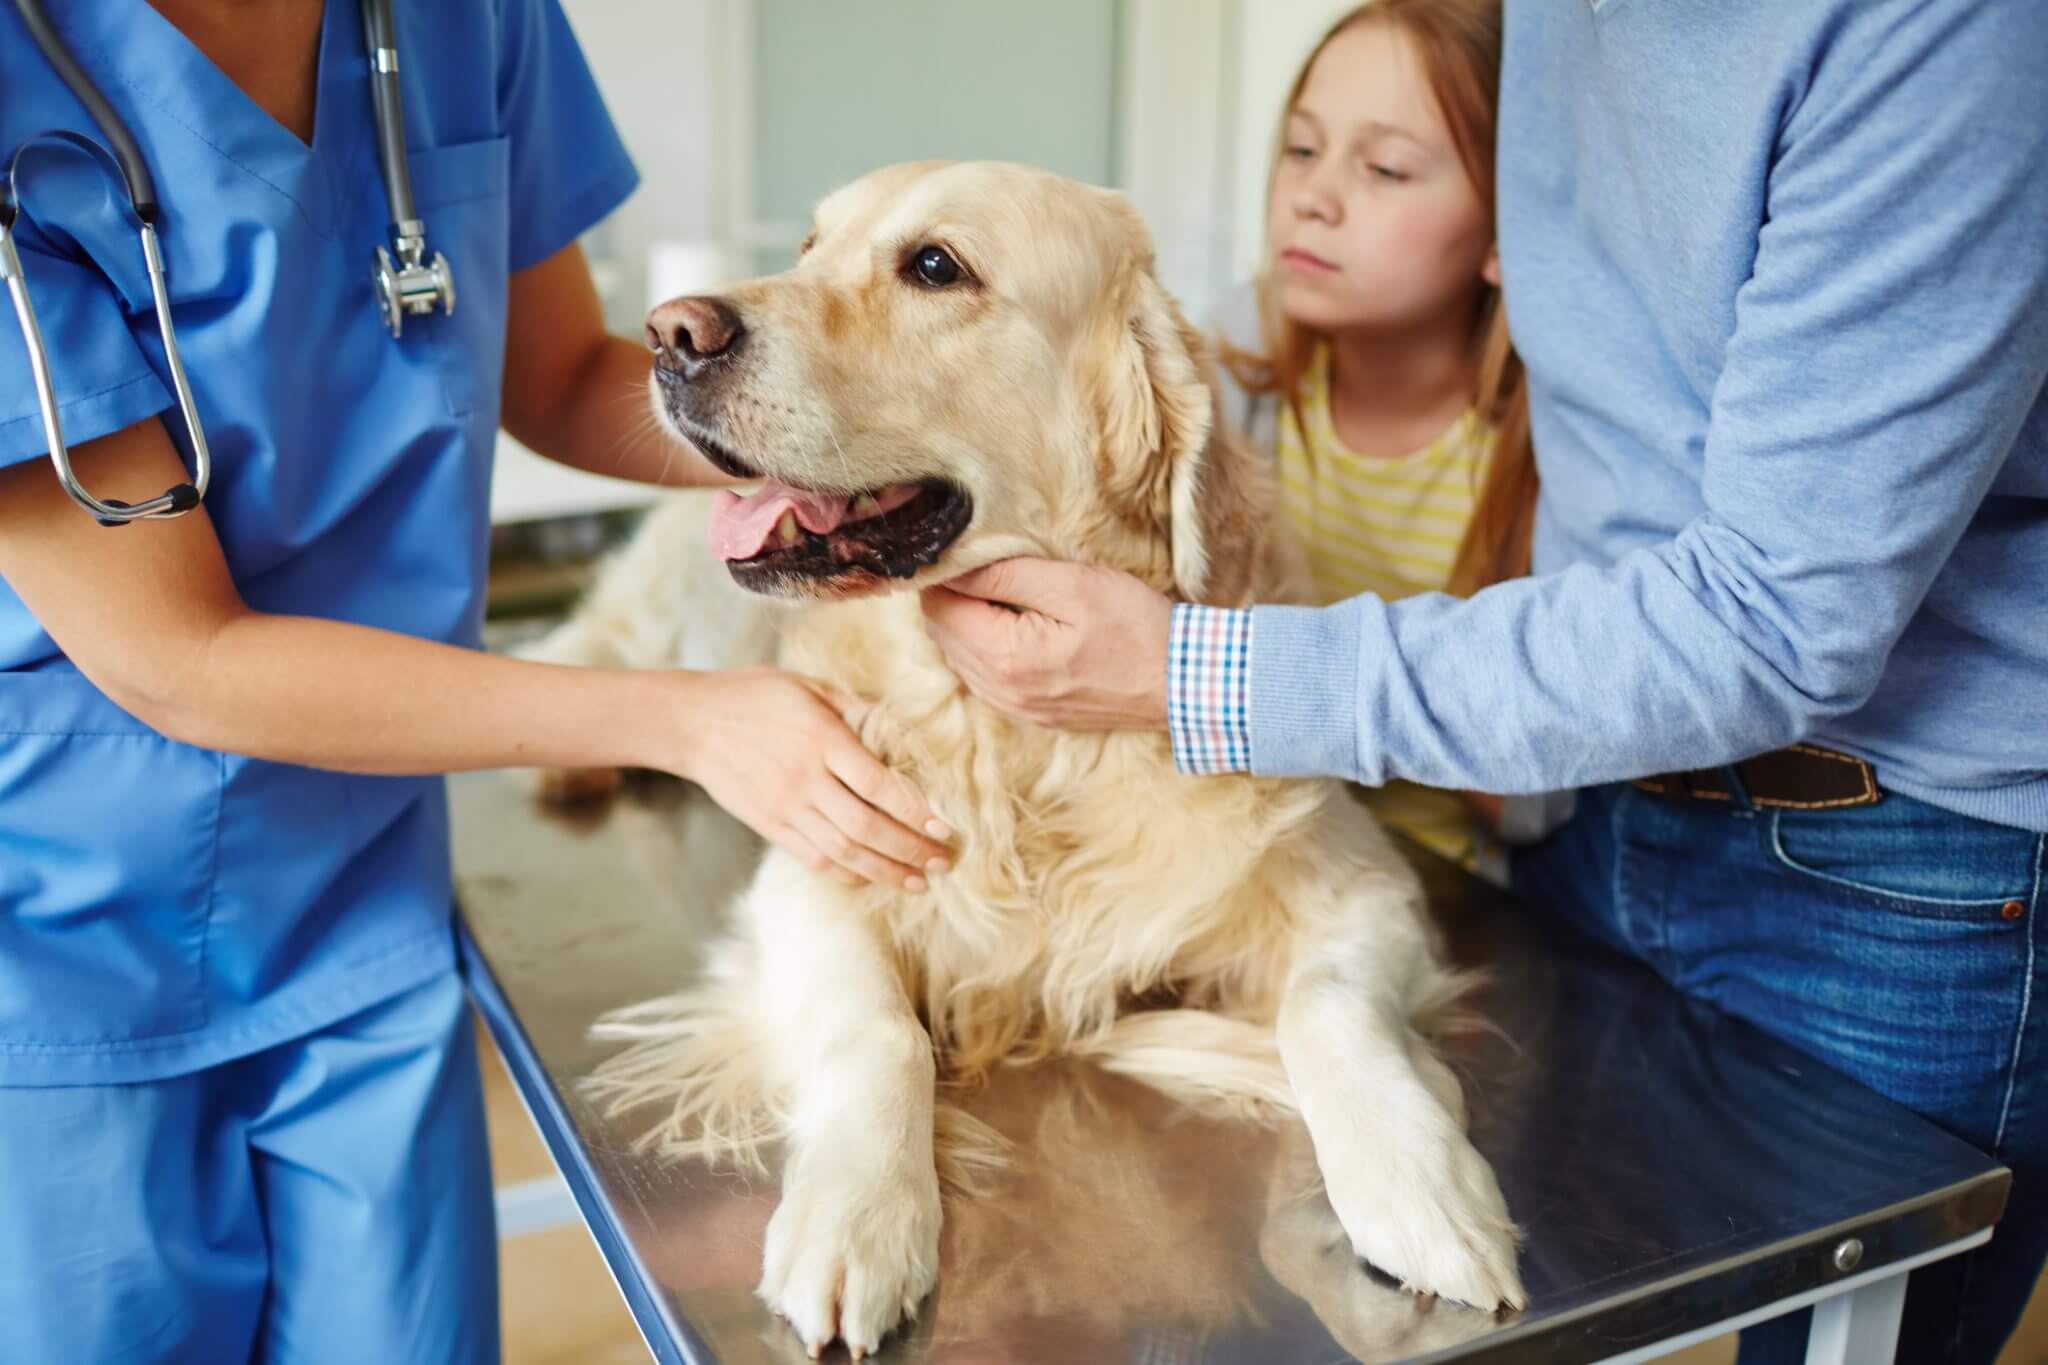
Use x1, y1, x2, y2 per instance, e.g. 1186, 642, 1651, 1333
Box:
372, 231, 456, 339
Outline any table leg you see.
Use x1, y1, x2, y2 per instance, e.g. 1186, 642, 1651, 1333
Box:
1803, 1270, 1907, 1365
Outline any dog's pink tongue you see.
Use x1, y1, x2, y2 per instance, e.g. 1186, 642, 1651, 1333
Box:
707, 482, 854, 561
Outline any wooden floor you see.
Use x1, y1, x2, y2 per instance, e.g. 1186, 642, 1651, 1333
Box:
477, 1024, 2048, 1364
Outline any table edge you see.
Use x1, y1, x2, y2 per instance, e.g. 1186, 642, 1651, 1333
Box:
459, 913, 717, 1365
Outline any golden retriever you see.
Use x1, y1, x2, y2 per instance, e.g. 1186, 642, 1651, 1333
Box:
521, 160, 1524, 1358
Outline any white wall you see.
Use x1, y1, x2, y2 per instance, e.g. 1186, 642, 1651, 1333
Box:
559, 0, 727, 328
1117, 0, 1238, 324
1229, 0, 1360, 282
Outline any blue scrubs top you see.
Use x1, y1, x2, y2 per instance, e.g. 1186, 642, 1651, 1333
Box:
0, 0, 638, 1085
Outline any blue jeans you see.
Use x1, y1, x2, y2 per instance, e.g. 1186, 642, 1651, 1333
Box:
1513, 779, 2048, 1365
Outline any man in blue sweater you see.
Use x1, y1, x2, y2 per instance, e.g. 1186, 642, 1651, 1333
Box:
921, 2, 2048, 1359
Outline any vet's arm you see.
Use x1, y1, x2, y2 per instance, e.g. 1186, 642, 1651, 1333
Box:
0, 426, 950, 887
499, 242, 733, 488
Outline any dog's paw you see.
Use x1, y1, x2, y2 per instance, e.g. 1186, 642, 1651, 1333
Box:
759, 1154, 941, 1359
1320, 1125, 1525, 1313
1259, 1190, 1503, 1364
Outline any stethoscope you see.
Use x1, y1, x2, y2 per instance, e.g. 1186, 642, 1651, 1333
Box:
0, 0, 455, 526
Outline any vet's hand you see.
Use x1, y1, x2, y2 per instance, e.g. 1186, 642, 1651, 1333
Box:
919, 558, 1172, 731
672, 669, 953, 889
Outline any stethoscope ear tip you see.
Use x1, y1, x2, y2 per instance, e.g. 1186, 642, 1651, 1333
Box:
84, 481, 197, 526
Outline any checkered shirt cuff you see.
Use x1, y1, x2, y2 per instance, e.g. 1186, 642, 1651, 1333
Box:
1167, 603, 1255, 775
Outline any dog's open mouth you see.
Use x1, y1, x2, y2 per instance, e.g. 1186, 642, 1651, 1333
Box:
706, 475, 973, 594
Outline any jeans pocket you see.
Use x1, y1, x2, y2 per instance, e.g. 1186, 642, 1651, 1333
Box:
1764, 794, 2040, 918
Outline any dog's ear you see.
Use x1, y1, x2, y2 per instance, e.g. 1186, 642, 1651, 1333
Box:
1111, 270, 1271, 607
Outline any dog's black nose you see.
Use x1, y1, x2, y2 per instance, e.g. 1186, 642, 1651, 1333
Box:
646, 296, 745, 371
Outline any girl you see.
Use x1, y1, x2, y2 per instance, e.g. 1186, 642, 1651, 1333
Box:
1212, 0, 1550, 873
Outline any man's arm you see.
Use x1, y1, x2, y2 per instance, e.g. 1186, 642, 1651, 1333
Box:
1245, 0, 2048, 790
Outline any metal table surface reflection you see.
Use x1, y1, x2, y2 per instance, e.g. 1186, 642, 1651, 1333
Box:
449, 769, 2007, 1365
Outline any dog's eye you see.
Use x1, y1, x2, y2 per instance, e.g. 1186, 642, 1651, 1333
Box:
909, 244, 964, 288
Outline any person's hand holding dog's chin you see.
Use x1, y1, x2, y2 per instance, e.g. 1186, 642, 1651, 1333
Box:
920, 558, 1172, 731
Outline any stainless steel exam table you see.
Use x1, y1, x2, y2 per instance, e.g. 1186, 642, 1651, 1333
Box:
451, 769, 2007, 1365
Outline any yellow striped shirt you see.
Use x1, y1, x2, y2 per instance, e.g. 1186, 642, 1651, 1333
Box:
1275, 345, 1495, 867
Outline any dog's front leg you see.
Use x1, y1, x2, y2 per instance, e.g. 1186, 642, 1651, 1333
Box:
1257, 1123, 1501, 1361
1276, 915, 1526, 1313
748, 854, 940, 1359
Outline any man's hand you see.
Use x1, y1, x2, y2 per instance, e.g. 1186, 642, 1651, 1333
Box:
919, 559, 1172, 731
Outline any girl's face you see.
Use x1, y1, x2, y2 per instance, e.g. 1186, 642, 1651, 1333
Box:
1266, 21, 1499, 336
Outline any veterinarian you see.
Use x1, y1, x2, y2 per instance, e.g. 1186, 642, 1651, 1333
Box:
0, 2, 948, 1360
922, 3, 2048, 1362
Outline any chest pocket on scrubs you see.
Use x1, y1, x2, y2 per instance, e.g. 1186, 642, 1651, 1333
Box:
0, 672, 221, 1046
401, 136, 511, 421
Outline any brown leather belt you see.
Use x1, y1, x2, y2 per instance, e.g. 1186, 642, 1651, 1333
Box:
1632, 743, 1882, 811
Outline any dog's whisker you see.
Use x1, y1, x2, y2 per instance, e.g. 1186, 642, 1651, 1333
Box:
825, 424, 859, 495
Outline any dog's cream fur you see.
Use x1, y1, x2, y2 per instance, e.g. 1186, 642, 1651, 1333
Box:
525, 161, 1524, 1358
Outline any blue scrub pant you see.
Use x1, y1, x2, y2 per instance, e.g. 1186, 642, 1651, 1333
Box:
0, 970, 499, 1364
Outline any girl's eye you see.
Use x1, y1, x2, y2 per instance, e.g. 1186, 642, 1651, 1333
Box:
1284, 144, 1316, 161
1369, 163, 1411, 183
